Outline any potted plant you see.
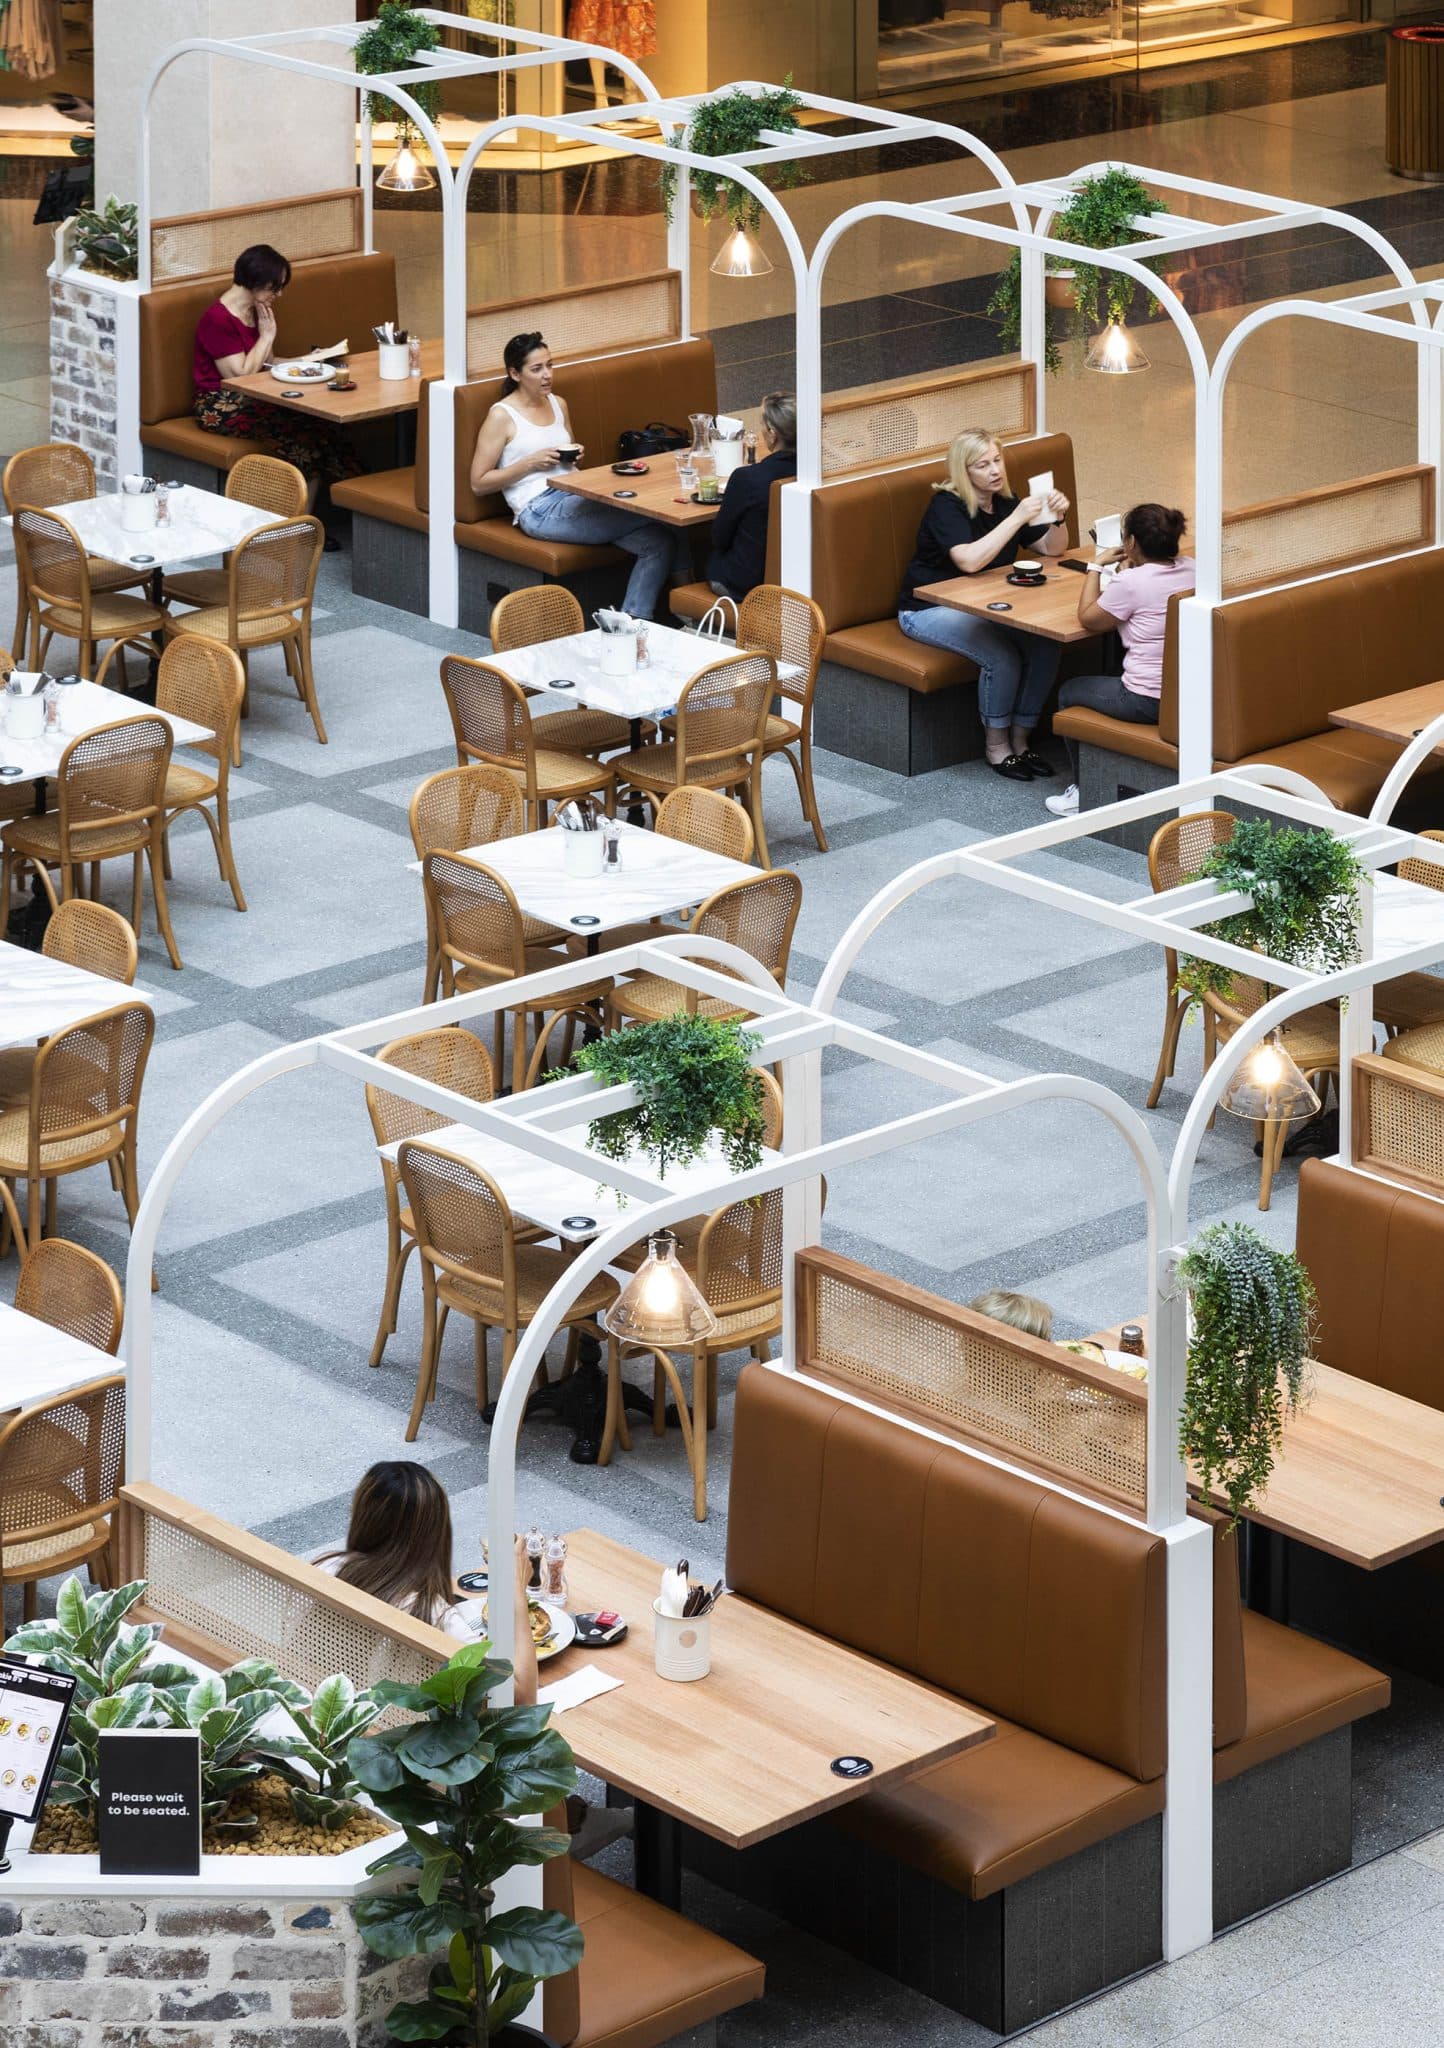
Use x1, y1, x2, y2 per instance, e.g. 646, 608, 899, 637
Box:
349, 1639, 582, 2046
1178, 1221, 1315, 1525
555, 1012, 767, 1177
71, 194, 138, 280
660, 79, 808, 237
355, 1, 441, 159
1180, 818, 1368, 1004
987, 166, 1168, 372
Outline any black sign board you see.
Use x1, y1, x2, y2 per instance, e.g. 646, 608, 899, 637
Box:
0, 1654, 76, 1833
98, 1729, 203, 1877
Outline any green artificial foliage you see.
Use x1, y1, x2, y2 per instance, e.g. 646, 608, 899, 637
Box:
1180, 818, 1368, 1004
72, 195, 138, 280
267, 1671, 387, 1830
350, 1640, 582, 2045
557, 1013, 766, 1178
661, 79, 808, 237
987, 166, 1167, 374
354, 1, 442, 133
1178, 1222, 1315, 1526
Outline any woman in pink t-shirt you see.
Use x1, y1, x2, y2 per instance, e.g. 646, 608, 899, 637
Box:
1043, 504, 1195, 817
192, 243, 360, 493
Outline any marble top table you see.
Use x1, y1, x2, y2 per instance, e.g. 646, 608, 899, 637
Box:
1369, 872, 1444, 964
491, 621, 801, 731
0, 1301, 121, 1412
0, 940, 151, 1050
0, 680, 212, 784
41, 484, 276, 573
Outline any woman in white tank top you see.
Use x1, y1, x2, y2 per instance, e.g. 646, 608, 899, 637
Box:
469, 329, 681, 620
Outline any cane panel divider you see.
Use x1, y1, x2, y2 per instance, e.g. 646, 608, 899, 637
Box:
465, 270, 682, 381
819, 360, 1036, 481
1351, 1052, 1444, 1200
1220, 464, 1435, 598
794, 1247, 1147, 1511
149, 189, 364, 288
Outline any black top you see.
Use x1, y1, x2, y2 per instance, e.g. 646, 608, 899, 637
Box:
706, 446, 797, 600
898, 490, 1050, 611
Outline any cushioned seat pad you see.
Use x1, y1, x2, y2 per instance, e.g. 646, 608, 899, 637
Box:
1052, 704, 1179, 770
332, 466, 428, 534
1235, 732, 1444, 816
568, 1860, 765, 2048
140, 417, 270, 469
1214, 1611, 1390, 1784
455, 517, 625, 578
825, 619, 979, 694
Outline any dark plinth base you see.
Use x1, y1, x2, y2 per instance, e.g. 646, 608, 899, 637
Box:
1215, 1727, 1353, 1929
350, 513, 430, 617
1076, 742, 1180, 850
811, 660, 980, 777
142, 448, 224, 493
457, 546, 627, 639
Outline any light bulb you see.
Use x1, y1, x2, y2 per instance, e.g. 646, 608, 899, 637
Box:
710, 227, 773, 278
1085, 322, 1149, 375
640, 1259, 683, 1317
1252, 1044, 1286, 1088
377, 133, 436, 193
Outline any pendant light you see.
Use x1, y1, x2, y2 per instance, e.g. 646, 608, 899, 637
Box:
710, 226, 772, 278
602, 1231, 717, 1347
377, 124, 435, 193
1219, 1032, 1321, 1126
1085, 321, 1149, 375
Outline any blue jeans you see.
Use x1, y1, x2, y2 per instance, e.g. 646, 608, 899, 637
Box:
898, 604, 1062, 730
518, 487, 683, 620
1055, 673, 1159, 780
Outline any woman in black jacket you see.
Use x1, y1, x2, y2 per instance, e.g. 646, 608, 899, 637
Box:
706, 391, 797, 603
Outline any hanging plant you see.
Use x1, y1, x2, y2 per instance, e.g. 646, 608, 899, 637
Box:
1180, 818, 1368, 1004
660, 79, 808, 237
1179, 1222, 1315, 1526
557, 1014, 766, 1179
1027, 0, 1112, 14
354, 0, 441, 141
72, 194, 137, 281
987, 166, 1168, 374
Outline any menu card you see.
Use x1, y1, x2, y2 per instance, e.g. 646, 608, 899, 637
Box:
0, 1655, 75, 1826
98, 1729, 202, 1876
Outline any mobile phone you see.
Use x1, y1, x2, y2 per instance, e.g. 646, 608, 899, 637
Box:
1058, 557, 1091, 573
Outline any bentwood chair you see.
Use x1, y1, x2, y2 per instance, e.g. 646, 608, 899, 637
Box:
1145, 811, 1236, 1109
0, 1373, 125, 1619
15, 1238, 125, 1356
13, 505, 167, 689
737, 585, 829, 852
162, 515, 327, 751
1203, 973, 1340, 1211
156, 639, 247, 913
164, 456, 309, 612
3, 443, 148, 664
423, 851, 606, 1093
395, 1141, 614, 1441
0, 1001, 154, 1257
364, 1026, 547, 1370
0, 716, 182, 970
610, 651, 776, 867
607, 868, 802, 1030
487, 586, 632, 757
0, 898, 137, 1109
408, 766, 560, 1002
439, 655, 616, 830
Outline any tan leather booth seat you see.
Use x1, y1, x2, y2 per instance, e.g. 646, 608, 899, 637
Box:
138, 253, 399, 471
1295, 1157, 1444, 1405
810, 433, 1080, 698
668, 478, 785, 622
331, 378, 431, 535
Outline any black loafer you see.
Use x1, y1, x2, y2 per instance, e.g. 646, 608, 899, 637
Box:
1017, 750, 1055, 778
987, 753, 1033, 782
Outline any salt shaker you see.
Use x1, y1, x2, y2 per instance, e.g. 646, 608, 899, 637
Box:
635, 621, 650, 669
155, 480, 172, 527
544, 1536, 569, 1607
408, 335, 423, 378
43, 676, 60, 732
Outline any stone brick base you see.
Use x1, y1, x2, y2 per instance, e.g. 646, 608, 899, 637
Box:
0, 1893, 428, 2048
49, 274, 120, 489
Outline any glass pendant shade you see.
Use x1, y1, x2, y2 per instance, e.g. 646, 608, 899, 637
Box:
1219, 1033, 1322, 1125
1085, 321, 1149, 375
377, 130, 435, 192
603, 1231, 718, 1346
710, 226, 772, 278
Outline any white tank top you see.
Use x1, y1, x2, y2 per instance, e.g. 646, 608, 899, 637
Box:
497, 393, 567, 518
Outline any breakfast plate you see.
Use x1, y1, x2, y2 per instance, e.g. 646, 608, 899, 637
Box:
457, 1595, 577, 1662
270, 360, 335, 385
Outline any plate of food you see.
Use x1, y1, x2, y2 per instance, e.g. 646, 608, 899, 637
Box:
457, 1595, 576, 1662
270, 359, 335, 386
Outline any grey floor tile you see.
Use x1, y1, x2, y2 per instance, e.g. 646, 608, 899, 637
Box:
237, 623, 457, 777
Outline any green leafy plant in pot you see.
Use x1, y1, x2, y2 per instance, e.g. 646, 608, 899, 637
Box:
660, 79, 807, 237
554, 1012, 766, 1179
1178, 1221, 1315, 1527
354, 1, 441, 160
987, 166, 1167, 373
350, 1639, 581, 2045
1179, 818, 1367, 1006
72, 194, 138, 281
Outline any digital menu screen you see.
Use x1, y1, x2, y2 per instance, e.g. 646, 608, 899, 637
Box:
0, 1656, 76, 1825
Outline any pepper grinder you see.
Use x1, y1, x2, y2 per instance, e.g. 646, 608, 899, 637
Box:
602, 819, 622, 873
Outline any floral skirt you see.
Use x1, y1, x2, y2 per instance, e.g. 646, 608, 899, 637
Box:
193, 387, 362, 487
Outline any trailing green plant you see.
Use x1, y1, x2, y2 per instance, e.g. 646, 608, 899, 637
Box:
660, 79, 808, 237
266, 1672, 387, 1830
1179, 818, 1368, 1004
554, 1012, 766, 1178
987, 166, 1167, 373
1178, 1221, 1316, 1525
72, 194, 138, 280
354, 1, 441, 137
349, 1639, 582, 2045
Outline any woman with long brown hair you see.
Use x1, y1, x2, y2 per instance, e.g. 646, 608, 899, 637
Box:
314, 1461, 469, 1638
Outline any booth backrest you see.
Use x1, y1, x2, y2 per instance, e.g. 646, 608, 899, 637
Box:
726, 1363, 1166, 1783
1296, 1157, 1444, 1406
449, 338, 718, 525
1352, 1051, 1444, 1201
139, 252, 399, 427
809, 433, 1080, 635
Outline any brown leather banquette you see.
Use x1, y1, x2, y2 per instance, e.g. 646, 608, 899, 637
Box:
1296, 1157, 1444, 1404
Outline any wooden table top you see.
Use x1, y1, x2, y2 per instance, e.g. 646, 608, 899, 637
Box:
548, 1530, 994, 1848
1329, 680, 1444, 749
223, 340, 443, 424
913, 552, 1102, 644
551, 460, 720, 529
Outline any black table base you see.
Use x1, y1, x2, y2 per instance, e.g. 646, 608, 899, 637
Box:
482, 1330, 652, 1463
632, 1800, 682, 1908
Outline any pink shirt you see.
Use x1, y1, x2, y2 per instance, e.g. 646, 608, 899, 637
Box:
194, 301, 258, 393
1098, 556, 1196, 700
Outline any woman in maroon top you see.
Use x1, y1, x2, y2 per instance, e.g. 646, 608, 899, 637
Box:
193, 244, 361, 492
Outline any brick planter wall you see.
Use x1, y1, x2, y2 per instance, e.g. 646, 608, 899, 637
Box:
0, 1893, 430, 2048
49, 273, 121, 488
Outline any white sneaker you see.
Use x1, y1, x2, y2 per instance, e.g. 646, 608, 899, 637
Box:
1044, 784, 1080, 818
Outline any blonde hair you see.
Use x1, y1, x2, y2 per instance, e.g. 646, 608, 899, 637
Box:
967, 1289, 1054, 1341
938, 428, 1003, 517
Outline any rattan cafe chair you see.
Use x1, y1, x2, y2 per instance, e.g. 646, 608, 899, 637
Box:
156, 638, 248, 913
569, 787, 756, 962
1144, 810, 1236, 1110
0, 1373, 125, 1619
162, 514, 327, 752
1203, 972, 1339, 1212
3, 443, 149, 665
439, 655, 616, 831
164, 455, 309, 612
737, 585, 829, 853
488, 586, 632, 757
409, 765, 562, 1003
0, 1001, 154, 1259
0, 715, 182, 971
13, 505, 167, 690
395, 1141, 614, 1441
607, 867, 802, 1031
610, 650, 776, 867
0, 898, 137, 1109
15, 1238, 125, 1356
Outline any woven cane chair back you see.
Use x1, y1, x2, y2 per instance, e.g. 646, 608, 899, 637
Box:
31, 1002, 153, 1147
423, 851, 527, 983
1399, 828, 1444, 893
3, 443, 95, 517
674, 652, 774, 775
488, 585, 585, 652
0, 1374, 126, 1557
655, 786, 754, 864
156, 639, 242, 770
737, 585, 825, 713
409, 765, 524, 861
15, 1239, 125, 1356
697, 1186, 784, 1319
226, 455, 308, 518
367, 1028, 497, 1154
396, 1142, 512, 1293
231, 517, 323, 620
1148, 809, 1237, 984
692, 869, 803, 984
13, 505, 86, 606
43, 900, 138, 986
439, 656, 530, 769
57, 716, 172, 850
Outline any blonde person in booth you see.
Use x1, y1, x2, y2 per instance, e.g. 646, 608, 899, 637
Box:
897, 427, 1071, 781
469, 330, 684, 621
1044, 503, 1194, 819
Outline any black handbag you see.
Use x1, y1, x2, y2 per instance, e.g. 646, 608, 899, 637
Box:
617, 421, 688, 461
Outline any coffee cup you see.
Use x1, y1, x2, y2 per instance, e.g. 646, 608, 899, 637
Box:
555, 445, 583, 469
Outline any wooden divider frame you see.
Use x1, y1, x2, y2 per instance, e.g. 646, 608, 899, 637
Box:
464, 270, 682, 380
148, 187, 364, 288
1351, 1051, 1444, 1200
1219, 463, 1435, 598
818, 360, 1037, 482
